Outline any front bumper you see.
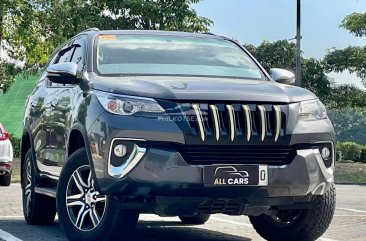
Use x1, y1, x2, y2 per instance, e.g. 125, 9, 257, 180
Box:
92, 140, 334, 198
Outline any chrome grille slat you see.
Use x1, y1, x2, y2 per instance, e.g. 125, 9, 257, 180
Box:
209, 105, 220, 141
257, 105, 267, 141
242, 105, 252, 141
226, 105, 236, 141
187, 103, 285, 142
192, 104, 205, 141
273, 105, 282, 142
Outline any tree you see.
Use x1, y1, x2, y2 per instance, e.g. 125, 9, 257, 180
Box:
324, 12, 366, 86
244, 40, 296, 71
245, 40, 330, 101
328, 107, 366, 145
0, 0, 212, 93
326, 85, 366, 109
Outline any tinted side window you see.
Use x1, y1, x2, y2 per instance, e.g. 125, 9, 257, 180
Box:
56, 46, 74, 64
71, 36, 87, 72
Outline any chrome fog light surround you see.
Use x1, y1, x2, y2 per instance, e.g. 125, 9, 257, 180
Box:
316, 141, 334, 169
108, 138, 146, 179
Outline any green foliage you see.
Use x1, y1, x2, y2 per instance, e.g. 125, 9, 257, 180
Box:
245, 40, 330, 101
360, 145, 366, 164
9, 134, 20, 158
326, 85, 366, 109
340, 12, 366, 37
324, 12, 366, 86
336, 151, 342, 162
0, 61, 21, 93
301, 58, 330, 100
323, 46, 366, 85
244, 40, 296, 71
328, 108, 366, 145
336, 141, 366, 164
336, 142, 362, 162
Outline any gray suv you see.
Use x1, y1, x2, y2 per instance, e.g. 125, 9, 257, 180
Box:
22, 29, 336, 241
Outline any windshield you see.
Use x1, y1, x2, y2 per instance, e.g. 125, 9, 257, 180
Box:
95, 34, 264, 80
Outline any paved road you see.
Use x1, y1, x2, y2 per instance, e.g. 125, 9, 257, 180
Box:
0, 184, 365, 241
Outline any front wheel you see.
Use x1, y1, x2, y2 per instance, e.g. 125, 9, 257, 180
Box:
56, 148, 139, 241
249, 183, 336, 241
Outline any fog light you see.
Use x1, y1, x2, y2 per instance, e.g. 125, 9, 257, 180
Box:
114, 144, 127, 157
321, 147, 331, 160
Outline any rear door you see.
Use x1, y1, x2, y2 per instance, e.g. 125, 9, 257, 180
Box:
28, 77, 48, 171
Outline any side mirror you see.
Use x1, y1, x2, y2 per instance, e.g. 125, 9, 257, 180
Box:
46, 62, 80, 84
270, 68, 295, 85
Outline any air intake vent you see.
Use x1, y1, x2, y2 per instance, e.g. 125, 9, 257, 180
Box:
177, 145, 295, 165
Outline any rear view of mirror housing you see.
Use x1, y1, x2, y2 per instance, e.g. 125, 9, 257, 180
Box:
46, 62, 80, 84
270, 68, 296, 85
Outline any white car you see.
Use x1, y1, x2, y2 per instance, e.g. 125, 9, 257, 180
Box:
0, 123, 13, 186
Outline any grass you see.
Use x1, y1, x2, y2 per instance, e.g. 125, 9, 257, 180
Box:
10, 158, 366, 184
0, 75, 38, 138
335, 162, 366, 184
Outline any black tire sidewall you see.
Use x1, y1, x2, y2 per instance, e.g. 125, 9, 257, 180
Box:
179, 213, 211, 224
22, 150, 37, 222
249, 184, 336, 241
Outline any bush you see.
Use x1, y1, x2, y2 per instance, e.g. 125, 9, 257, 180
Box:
359, 145, 366, 164
337, 142, 362, 162
336, 151, 342, 162
9, 134, 20, 158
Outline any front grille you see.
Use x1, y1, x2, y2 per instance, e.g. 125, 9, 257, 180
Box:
182, 103, 286, 143
178, 145, 296, 165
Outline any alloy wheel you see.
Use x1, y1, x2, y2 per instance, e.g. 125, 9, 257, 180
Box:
24, 157, 33, 215
66, 165, 106, 231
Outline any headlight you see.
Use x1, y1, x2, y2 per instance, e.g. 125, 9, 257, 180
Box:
96, 92, 165, 115
298, 99, 327, 120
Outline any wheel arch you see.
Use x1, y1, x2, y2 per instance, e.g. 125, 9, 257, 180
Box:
67, 123, 100, 190
20, 127, 37, 188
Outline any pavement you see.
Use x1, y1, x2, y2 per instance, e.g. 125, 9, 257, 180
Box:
0, 184, 365, 241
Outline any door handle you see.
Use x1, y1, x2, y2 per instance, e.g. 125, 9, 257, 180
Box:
50, 98, 58, 107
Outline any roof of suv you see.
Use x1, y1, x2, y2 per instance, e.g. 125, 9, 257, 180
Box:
81, 28, 226, 40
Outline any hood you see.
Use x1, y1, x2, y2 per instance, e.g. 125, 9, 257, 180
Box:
88, 74, 317, 103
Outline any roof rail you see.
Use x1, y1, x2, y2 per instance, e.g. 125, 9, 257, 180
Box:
81, 28, 100, 33
203, 32, 216, 36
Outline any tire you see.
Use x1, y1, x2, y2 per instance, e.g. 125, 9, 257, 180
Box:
249, 183, 336, 241
22, 149, 56, 225
179, 213, 211, 225
56, 148, 139, 241
0, 173, 11, 186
